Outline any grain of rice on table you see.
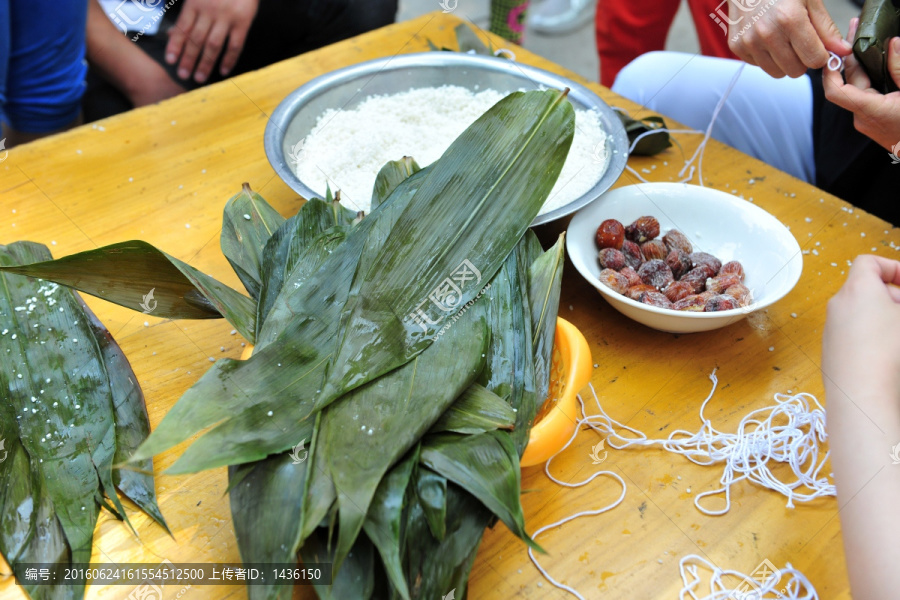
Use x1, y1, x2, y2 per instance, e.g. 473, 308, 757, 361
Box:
291, 85, 610, 215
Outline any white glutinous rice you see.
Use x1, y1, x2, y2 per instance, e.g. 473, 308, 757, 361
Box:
292, 85, 610, 216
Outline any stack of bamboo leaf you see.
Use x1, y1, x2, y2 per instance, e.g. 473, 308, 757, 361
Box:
0, 243, 168, 600
2, 88, 575, 598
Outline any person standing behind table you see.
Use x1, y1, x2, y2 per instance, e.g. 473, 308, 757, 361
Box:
596, 0, 736, 87
83, 0, 399, 121
0, 0, 88, 147
611, 0, 899, 224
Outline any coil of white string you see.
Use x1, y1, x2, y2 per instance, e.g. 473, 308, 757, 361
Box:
527, 371, 831, 598
587, 370, 835, 514
679, 555, 819, 600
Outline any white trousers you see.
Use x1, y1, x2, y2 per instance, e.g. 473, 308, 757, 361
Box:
612, 51, 816, 184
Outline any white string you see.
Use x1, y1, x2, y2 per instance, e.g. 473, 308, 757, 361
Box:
527, 393, 628, 600
584, 370, 836, 514
679, 555, 819, 599
526, 371, 829, 598
827, 51, 844, 72
678, 62, 745, 187
615, 62, 745, 187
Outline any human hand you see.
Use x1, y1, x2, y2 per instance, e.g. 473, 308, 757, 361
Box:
165, 0, 259, 83
824, 19, 900, 151
823, 255, 900, 397
126, 62, 186, 107
728, 0, 851, 78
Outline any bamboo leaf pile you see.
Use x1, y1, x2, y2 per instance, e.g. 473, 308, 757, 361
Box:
1, 88, 575, 598
0, 242, 167, 600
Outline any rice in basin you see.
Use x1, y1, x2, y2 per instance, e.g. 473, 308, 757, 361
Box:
291, 85, 610, 215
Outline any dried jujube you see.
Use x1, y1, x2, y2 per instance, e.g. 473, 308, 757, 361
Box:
620, 266, 642, 288
621, 240, 644, 270
638, 259, 674, 290
663, 280, 694, 303
593, 215, 749, 313
626, 283, 657, 300
690, 252, 722, 278
705, 294, 738, 312
638, 290, 673, 309
665, 249, 693, 280
720, 260, 745, 281
705, 274, 743, 295
625, 216, 660, 243
595, 219, 625, 250
640, 239, 668, 261
598, 268, 629, 294
598, 247, 626, 271
663, 229, 693, 254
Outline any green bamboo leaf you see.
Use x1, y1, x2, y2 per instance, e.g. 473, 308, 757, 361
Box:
6, 469, 76, 600
529, 234, 565, 405
371, 157, 421, 211
362, 448, 418, 600
0, 241, 165, 599
429, 384, 517, 435
257, 167, 429, 350
77, 295, 168, 533
221, 183, 286, 300
131, 168, 432, 472
321, 89, 574, 403
322, 307, 489, 572
229, 453, 305, 600
256, 197, 356, 336
415, 468, 447, 541
420, 431, 541, 552
403, 484, 491, 600
1, 243, 114, 563
298, 412, 335, 547
0, 241, 257, 343
478, 240, 539, 455
300, 527, 375, 600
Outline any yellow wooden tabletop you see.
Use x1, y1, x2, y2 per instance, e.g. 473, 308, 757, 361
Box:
2, 10, 889, 600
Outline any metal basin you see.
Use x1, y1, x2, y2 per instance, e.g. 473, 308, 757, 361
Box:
264, 52, 628, 226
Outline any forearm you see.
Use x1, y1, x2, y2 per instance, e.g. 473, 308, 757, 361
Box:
826, 375, 900, 598
85, 0, 159, 99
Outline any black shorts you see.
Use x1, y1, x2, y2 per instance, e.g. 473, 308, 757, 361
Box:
809, 67, 899, 225
84, 0, 398, 122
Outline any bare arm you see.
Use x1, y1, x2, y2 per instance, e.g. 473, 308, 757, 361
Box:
86, 0, 184, 107
823, 255, 900, 599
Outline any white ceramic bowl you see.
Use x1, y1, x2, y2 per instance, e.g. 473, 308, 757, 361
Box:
566, 183, 803, 333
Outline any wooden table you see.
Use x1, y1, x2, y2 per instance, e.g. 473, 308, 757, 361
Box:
2, 10, 891, 599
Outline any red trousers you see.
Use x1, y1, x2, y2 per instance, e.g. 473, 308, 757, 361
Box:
595, 0, 736, 87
